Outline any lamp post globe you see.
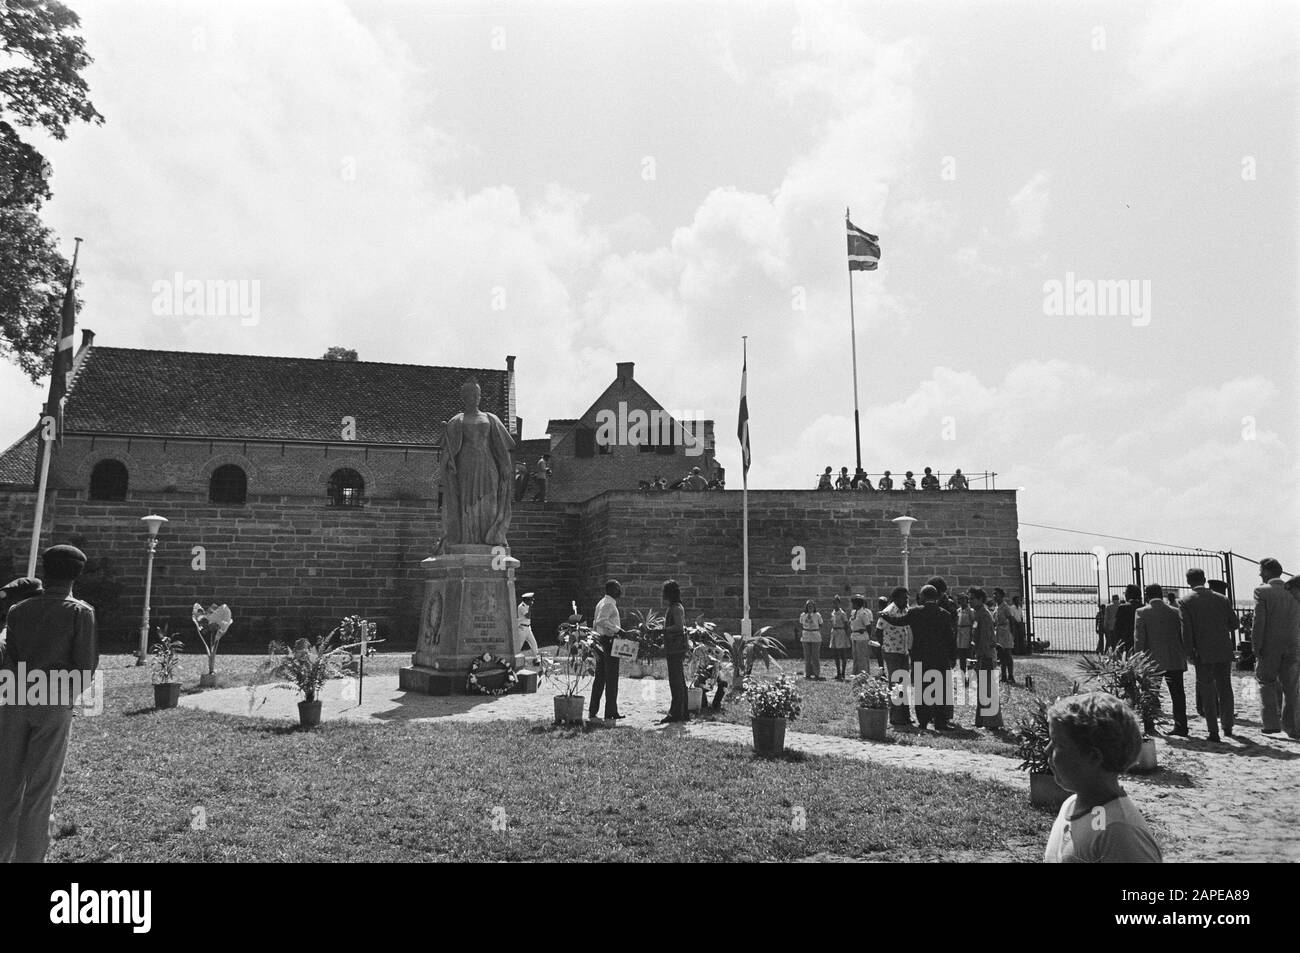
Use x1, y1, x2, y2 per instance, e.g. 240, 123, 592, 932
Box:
137, 514, 169, 666
892, 515, 918, 590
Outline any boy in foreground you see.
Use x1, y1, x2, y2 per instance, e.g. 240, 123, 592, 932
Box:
1043, 692, 1163, 863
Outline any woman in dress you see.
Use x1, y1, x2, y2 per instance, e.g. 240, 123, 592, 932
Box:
992, 587, 1016, 685
798, 600, 825, 680
876, 588, 914, 726
440, 378, 515, 546
829, 595, 851, 680
970, 588, 1001, 728
849, 594, 875, 675
955, 591, 974, 684
660, 579, 689, 723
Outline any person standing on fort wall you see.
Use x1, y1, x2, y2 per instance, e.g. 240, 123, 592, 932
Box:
440, 378, 516, 547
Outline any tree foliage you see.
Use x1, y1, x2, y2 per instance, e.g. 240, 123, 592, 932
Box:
1, 0, 103, 381
322, 346, 359, 361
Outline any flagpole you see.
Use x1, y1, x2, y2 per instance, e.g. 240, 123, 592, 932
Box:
847, 208, 863, 475
741, 336, 751, 641
27, 237, 82, 576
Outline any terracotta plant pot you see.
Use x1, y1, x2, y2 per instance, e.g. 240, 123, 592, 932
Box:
298, 700, 322, 727
751, 716, 787, 756
686, 687, 703, 712
1132, 737, 1158, 773
199, 673, 218, 688
153, 682, 181, 709
857, 707, 889, 741
1029, 771, 1070, 809
554, 694, 584, 725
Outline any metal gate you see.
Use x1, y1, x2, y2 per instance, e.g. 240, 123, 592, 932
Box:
1027, 549, 1233, 652
1022, 551, 1102, 652
1138, 551, 1227, 604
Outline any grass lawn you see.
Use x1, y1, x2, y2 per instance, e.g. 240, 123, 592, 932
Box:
702, 654, 1080, 758
47, 654, 1058, 862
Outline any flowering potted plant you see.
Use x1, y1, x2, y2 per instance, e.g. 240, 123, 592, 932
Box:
1077, 648, 1164, 771
150, 626, 184, 709
1015, 697, 1070, 808
192, 603, 233, 688
267, 622, 363, 727
851, 672, 891, 741
741, 675, 802, 756
536, 613, 596, 724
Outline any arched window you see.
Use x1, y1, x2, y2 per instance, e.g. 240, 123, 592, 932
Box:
88, 459, 128, 501
327, 468, 365, 507
209, 464, 248, 504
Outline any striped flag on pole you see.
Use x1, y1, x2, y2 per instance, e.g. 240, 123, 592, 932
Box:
737, 355, 750, 479
847, 217, 880, 271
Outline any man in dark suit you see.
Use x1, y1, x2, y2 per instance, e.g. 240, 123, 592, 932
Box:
1135, 583, 1188, 736
901, 585, 957, 731
0, 545, 98, 863
1178, 568, 1238, 741
1252, 557, 1300, 737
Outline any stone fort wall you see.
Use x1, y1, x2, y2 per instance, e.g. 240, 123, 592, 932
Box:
0, 489, 1022, 649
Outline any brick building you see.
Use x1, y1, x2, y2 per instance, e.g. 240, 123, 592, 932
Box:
0, 335, 1022, 649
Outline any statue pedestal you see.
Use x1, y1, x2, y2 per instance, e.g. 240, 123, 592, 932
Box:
398, 545, 524, 695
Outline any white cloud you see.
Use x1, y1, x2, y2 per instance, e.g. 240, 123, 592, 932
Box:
1125, 1, 1297, 107
1009, 171, 1051, 241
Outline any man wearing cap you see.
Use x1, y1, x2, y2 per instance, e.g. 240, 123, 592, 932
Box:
0, 545, 98, 863
0, 578, 44, 668
516, 593, 540, 661
589, 580, 631, 720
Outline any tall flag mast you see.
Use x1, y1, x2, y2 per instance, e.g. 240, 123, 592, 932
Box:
738, 336, 751, 638
846, 210, 880, 478
28, 237, 82, 575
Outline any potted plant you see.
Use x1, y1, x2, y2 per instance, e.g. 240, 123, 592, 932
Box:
708, 624, 787, 695
536, 615, 596, 724
150, 626, 184, 709
268, 623, 362, 727
851, 672, 891, 741
192, 603, 233, 688
1015, 697, 1070, 809
1077, 648, 1164, 771
741, 675, 802, 756
623, 607, 664, 678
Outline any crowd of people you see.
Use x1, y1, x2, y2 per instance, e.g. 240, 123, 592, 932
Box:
1089, 561, 1300, 743
816, 466, 971, 491
638, 467, 725, 492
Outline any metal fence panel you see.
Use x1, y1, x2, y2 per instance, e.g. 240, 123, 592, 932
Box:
1138, 551, 1226, 605
1025, 551, 1102, 652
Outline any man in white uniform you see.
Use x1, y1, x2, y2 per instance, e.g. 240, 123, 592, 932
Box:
516, 593, 540, 661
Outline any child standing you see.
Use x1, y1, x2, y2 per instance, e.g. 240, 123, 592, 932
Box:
798, 600, 825, 680
829, 595, 851, 680
1044, 692, 1163, 863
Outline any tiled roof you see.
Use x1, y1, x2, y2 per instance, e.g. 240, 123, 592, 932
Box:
0, 427, 38, 487
62, 348, 510, 445
513, 438, 552, 462
546, 419, 578, 433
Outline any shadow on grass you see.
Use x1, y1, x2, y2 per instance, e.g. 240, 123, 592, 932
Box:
233, 721, 315, 736
753, 749, 809, 764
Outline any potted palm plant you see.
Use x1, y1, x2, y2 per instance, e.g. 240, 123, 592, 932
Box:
192, 603, 233, 688
1016, 697, 1070, 808
537, 615, 596, 724
268, 624, 361, 727
708, 624, 787, 695
1077, 648, 1164, 771
851, 672, 891, 741
150, 626, 184, 709
742, 675, 802, 756
623, 607, 663, 678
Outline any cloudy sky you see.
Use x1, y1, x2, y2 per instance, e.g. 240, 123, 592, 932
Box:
2, 0, 1297, 568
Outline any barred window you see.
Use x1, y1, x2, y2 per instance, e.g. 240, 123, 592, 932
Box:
327, 468, 365, 507
209, 464, 247, 504
89, 459, 128, 501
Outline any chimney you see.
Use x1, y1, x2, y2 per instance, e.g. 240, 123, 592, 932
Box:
69, 328, 95, 382
506, 355, 517, 435
616, 361, 634, 382
77, 329, 95, 354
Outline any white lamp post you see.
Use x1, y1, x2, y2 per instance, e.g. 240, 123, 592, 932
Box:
137, 514, 168, 666
892, 515, 918, 591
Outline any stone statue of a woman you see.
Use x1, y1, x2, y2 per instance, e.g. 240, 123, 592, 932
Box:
440, 378, 515, 547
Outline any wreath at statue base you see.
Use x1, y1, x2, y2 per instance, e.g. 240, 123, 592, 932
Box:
466, 652, 519, 696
